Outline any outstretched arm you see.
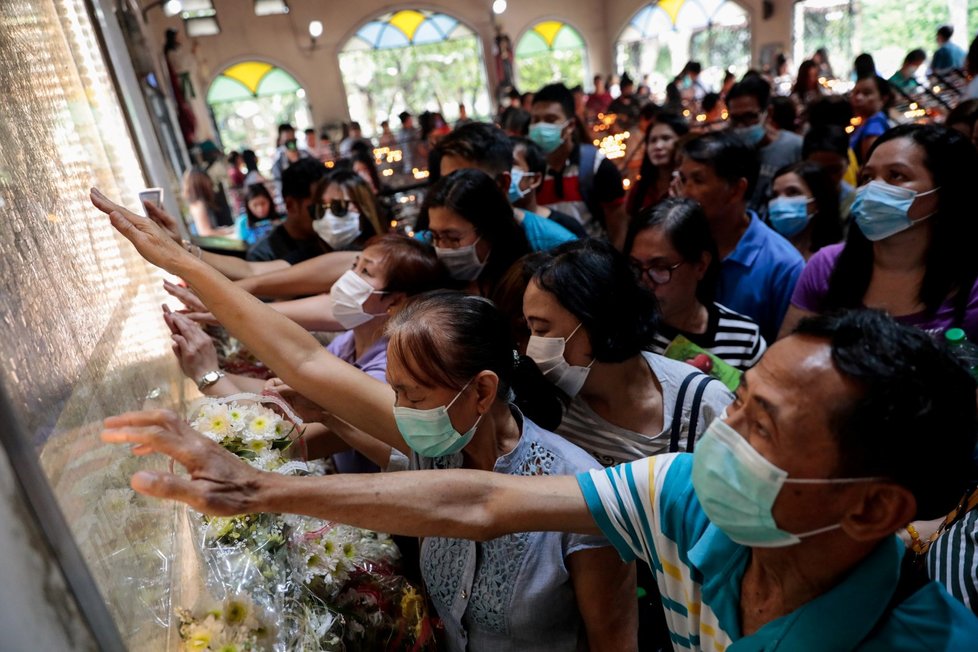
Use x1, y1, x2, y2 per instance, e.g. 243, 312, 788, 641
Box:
235, 250, 358, 298
102, 410, 600, 540
91, 188, 404, 450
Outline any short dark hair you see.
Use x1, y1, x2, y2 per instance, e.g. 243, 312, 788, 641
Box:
388, 290, 564, 430
681, 131, 760, 199
398, 111, 412, 124
626, 198, 720, 305
435, 122, 514, 175
281, 157, 326, 201
726, 75, 772, 110
854, 53, 877, 79
277, 123, 295, 135
349, 121, 362, 131
904, 49, 927, 66
793, 310, 977, 520
532, 83, 575, 122
534, 239, 660, 363
807, 95, 854, 129
511, 136, 546, 176
769, 96, 799, 132
304, 128, 315, 135
938, 25, 954, 40
803, 124, 850, 159
499, 107, 531, 137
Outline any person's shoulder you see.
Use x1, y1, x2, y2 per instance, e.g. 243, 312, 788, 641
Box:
882, 581, 978, 649
524, 418, 602, 473
750, 216, 805, 264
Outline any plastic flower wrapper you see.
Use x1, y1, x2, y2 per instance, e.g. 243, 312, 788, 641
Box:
177, 594, 275, 652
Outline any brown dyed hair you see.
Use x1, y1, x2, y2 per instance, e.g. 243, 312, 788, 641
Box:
362, 233, 447, 295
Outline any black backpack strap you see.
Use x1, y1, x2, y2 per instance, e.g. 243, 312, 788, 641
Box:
685, 375, 719, 453
669, 372, 700, 453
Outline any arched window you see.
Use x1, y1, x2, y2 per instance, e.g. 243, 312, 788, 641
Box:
794, 0, 978, 80
616, 0, 750, 98
339, 9, 490, 135
515, 21, 588, 92
206, 61, 311, 172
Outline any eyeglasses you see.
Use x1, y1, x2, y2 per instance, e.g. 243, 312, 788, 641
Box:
630, 259, 684, 285
313, 199, 355, 219
424, 228, 478, 248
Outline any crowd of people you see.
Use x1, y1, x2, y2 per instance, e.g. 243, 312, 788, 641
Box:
88, 24, 978, 651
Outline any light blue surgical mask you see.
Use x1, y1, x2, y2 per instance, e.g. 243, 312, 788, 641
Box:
733, 121, 766, 147
529, 121, 567, 154
393, 381, 483, 457
691, 418, 882, 547
768, 196, 815, 238
508, 168, 529, 203
852, 180, 939, 241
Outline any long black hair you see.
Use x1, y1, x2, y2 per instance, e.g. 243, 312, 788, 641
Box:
387, 290, 564, 430
419, 169, 531, 296
533, 239, 660, 363
771, 161, 843, 253
823, 124, 978, 323
243, 183, 276, 228
625, 198, 720, 306
627, 113, 690, 218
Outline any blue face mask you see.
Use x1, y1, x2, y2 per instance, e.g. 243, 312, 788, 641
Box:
393, 381, 482, 457
768, 196, 814, 238
733, 123, 766, 147
508, 168, 529, 204
852, 180, 940, 241
691, 418, 881, 547
529, 122, 567, 154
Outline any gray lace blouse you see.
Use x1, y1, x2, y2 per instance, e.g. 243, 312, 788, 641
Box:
409, 409, 609, 651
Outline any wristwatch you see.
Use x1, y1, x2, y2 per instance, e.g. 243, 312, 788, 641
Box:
196, 370, 225, 391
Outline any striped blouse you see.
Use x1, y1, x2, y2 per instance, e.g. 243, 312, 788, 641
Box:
649, 302, 767, 371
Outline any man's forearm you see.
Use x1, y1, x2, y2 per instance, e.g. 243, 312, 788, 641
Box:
255, 470, 599, 540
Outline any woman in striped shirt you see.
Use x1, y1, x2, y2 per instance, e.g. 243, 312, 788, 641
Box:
523, 238, 732, 467
626, 198, 767, 370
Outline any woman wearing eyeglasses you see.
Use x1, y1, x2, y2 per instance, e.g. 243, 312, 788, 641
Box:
523, 238, 733, 467
626, 198, 766, 370
420, 169, 531, 297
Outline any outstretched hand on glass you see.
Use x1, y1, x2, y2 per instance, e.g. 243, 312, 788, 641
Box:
102, 409, 261, 516
90, 187, 189, 273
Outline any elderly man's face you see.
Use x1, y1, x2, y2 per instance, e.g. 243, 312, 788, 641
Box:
724, 335, 866, 536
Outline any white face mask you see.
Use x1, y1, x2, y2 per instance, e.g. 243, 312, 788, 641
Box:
525, 323, 595, 397
313, 209, 361, 250
436, 237, 488, 282
330, 269, 386, 329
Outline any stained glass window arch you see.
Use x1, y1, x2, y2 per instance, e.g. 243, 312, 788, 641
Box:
515, 20, 588, 91
615, 0, 750, 99
338, 9, 491, 136
207, 60, 304, 104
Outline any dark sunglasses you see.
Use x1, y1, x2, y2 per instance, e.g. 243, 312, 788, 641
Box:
312, 199, 355, 219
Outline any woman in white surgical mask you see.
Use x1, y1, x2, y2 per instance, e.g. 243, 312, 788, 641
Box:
91, 187, 641, 652
420, 169, 530, 297
523, 239, 733, 467
779, 124, 978, 340
309, 170, 387, 252
163, 234, 446, 472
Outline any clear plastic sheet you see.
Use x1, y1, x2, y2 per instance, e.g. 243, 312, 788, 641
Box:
177, 394, 436, 651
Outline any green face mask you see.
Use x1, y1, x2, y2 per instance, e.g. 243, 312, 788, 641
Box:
691, 417, 882, 547
529, 121, 567, 154
393, 381, 482, 458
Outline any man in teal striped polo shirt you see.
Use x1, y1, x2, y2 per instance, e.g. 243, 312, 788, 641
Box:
107, 311, 978, 650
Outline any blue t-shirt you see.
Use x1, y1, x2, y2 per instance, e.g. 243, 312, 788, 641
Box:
716, 213, 804, 342
932, 42, 967, 71
519, 209, 578, 251
578, 453, 978, 651
850, 111, 890, 165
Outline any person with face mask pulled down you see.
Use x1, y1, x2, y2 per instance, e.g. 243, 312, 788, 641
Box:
780, 124, 978, 340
